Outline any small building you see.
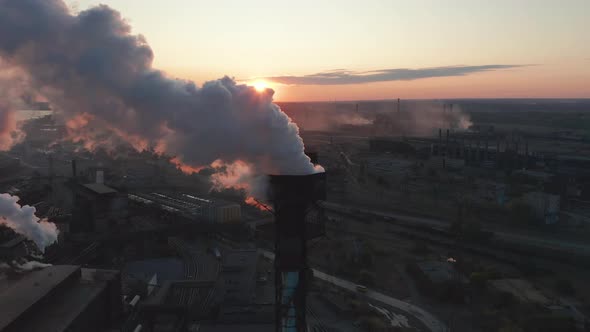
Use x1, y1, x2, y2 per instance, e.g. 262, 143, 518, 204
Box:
0, 235, 29, 261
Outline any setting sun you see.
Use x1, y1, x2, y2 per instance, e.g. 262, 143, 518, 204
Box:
252, 81, 268, 92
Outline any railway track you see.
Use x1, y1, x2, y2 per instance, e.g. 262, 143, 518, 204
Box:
325, 214, 590, 273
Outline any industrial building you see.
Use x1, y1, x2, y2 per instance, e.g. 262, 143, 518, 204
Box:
129, 192, 241, 223
72, 183, 128, 232
0, 265, 122, 332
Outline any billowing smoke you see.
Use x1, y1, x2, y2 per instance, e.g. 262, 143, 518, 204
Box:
280, 101, 471, 136
382, 102, 472, 137
279, 103, 374, 132
0, 193, 58, 252
15, 260, 52, 271
0, 0, 322, 198
0, 61, 27, 150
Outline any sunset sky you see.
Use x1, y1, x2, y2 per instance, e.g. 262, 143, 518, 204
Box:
74, 0, 590, 101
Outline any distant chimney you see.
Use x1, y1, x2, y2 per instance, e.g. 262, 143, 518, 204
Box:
397, 98, 400, 113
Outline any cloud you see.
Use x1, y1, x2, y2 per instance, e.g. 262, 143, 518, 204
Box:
264, 64, 527, 85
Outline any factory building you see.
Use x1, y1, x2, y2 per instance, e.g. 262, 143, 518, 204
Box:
129, 192, 241, 223
72, 183, 128, 232
0, 265, 122, 332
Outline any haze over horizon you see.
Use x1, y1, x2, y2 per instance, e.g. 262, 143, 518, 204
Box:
71, 0, 589, 102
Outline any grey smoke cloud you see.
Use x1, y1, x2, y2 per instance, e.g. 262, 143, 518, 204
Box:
0, 62, 28, 150
0, 193, 58, 252
264, 65, 526, 85
0, 0, 321, 195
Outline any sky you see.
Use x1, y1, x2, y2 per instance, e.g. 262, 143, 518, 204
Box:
72, 0, 590, 101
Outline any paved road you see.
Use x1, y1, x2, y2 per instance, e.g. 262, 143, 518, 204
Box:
260, 250, 446, 332
322, 201, 590, 256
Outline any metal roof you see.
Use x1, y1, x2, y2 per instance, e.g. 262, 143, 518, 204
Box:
82, 183, 117, 195
0, 265, 80, 331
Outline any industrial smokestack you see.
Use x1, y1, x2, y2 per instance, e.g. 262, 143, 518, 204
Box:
269, 172, 326, 331
397, 98, 400, 113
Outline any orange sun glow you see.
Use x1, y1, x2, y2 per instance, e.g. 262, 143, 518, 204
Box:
252, 81, 268, 92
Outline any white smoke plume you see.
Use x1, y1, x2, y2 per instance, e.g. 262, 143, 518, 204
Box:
280, 101, 471, 136
14, 260, 52, 271
0, 193, 59, 252
387, 102, 472, 137
0, 0, 322, 199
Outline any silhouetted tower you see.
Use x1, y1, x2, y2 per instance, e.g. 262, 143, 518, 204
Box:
271, 173, 326, 332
